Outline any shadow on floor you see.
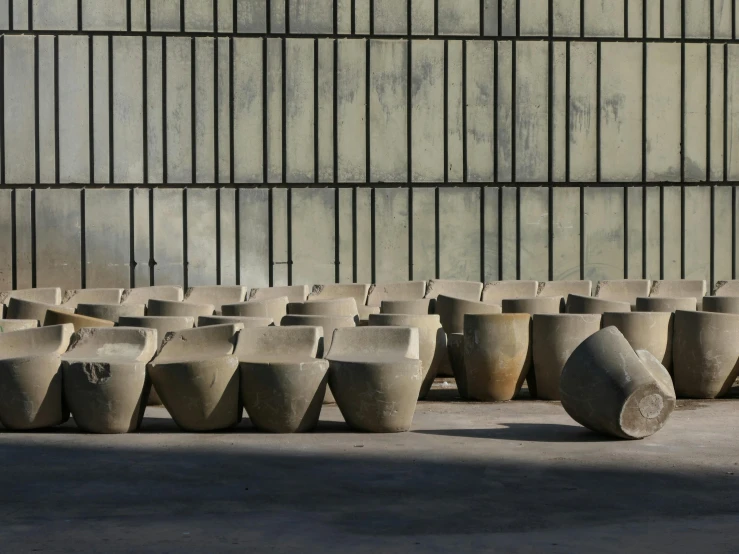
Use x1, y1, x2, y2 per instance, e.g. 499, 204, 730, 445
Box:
414, 422, 612, 443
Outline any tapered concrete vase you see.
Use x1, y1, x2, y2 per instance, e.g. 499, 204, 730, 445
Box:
636, 296, 697, 312
0, 319, 39, 332
537, 280, 592, 298
308, 283, 371, 306
560, 327, 676, 439
235, 326, 328, 433
481, 281, 538, 304
222, 296, 288, 325
62, 289, 124, 308
532, 314, 602, 400
566, 294, 631, 315
672, 310, 739, 398
7, 298, 73, 323
183, 286, 248, 314
436, 295, 503, 334
0, 287, 61, 306
701, 296, 739, 314
0, 324, 75, 429
121, 286, 184, 305
44, 309, 116, 331
366, 281, 426, 306
594, 280, 651, 310
76, 303, 146, 323
424, 279, 483, 301
148, 299, 215, 318
380, 298, 435, 315
288, 298, 359, 320
249, 285, 309, 303
147, 323, 244, 431
62, 327, 158, 433
601, 312, 673, 374
649, 280, 707, 309
368, 313, 446, 399
327, 327, 423, 432
462, 314, 531, 401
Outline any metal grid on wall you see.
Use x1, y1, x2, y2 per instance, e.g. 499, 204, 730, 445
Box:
0, 0, 738, 292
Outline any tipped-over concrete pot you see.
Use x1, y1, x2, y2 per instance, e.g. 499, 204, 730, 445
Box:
121, 286, 184, 305
183, 286, 248, 314
436, 295, 503, 334
148, 323, 244, 431
117, 316, 196, 406
198, 315, 273, 327
481, 281, 538, 304
649, 280, 707, 309
62, 327, 158, 433
281, 314, 356, 404
594, 280, 651, 309
537, 280, 592, 298
381, 298, 435, 315
560, 326, 676, 439
447, 333, 466, 397
635, 296, 697, 312
424, 279, 483, 301
44, 309, 115, 331
308, 283, 371, 306
62, 288, 124, 308
234, 326, 328, 433
7, 298, 74, 323
288, 298, 359, 320
532, 314, 602, 400
368, 313, 446, 399
672, 310, 739, 398
502, 296, 565, 314
327, 327, 423, 432
0, 287, 61, 306
463, 313, 531, 402
249, 285, 309, 303
701, 296, 739, 314
0, 324, 75, 429
566, 294, 631, 315
76, 303, 146, 323
222, 296, 288, 325
148, 299, 215, 318
0, 319, 39, 332
602, 312, 673, 373
366, 281, 426, 306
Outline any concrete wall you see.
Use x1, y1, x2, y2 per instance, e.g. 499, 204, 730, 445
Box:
0, 0, 737, 289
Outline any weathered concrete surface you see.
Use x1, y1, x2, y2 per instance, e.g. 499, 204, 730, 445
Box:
0, 387, 738, 552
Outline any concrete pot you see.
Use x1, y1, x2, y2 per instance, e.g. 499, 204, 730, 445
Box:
121, 286, 184, 305
435, 295, 502, 334
357, 306, 381, 324
222, 296, 288, 324
566, 294, 631, 315
76, 303, 147, 323
713, 280, 739, 297
463, 313, 531, 402
118, 316, 196, 406
537, 280, 592, 298
532, 314, 602, 400
7, 298, 74, 323
234, 326, 327, 433
602, 312, 673, 373
636, 296, 697, 313
502, 296, 565, 314
62, 327, 158, 433
44, 309, 116, 331
481, 281, 538, 304
248, 285, 310, 303
594, 280, 651, 309
62, 289, 124, 308
148, 299, 215, 318
308, 283, 371, 306
649, 280, 707, 309
560, 327, 676, 439
672, 310, 739, 398
327, 327, 423, 432
183, 286, 248, 314
701, 296, 739, 314
380, 298, 435, 315
366, 281, 426, 306
368, 313, 446, 399
447, 333, 467, 398
424, 279, 483, 301
288, 298, 359, 320
0, 324, 75, 429
147, 323, 244, 431
0, 319, 39, 332
0, 287, 61, 306
198, 315, 273, 327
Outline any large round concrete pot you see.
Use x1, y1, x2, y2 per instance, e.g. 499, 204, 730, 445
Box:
121, 286, 184, 305
62, 288, 124, 308
566, 294, 631, 314
222, 296, 288, 325
148, 299, 215, 318
0, 287, 61, 306
594, 279, 651, 310
0, 324, 75, 429
368, 313, 446, 399
7, 297, 73, 323
463, 313, 531, 402
435, 294, 502, 334
532, 314, 602, 400
380, 298, 435, 315
76, 303, 146, 323
636, 297, 696, 312
288, 298, 359, 319
602, 312, 673, 374
424, 279, 483, 301
502, 296, 564, 315
447, 332, 467, 398
147, 323, 244, 431
0, 319, 39, 332
198, 315, 274, 327
62, 327, 158, 433
44, 309, 115, 331
249, 285, 310, 303
183, 285, 248, 314
560, 327, 676, 439
672, 310, 739, 398
701, 296, 739, 314
241, 359, 329, 433
327, 327, 423, 432
118, 316, 196, 406
481, 280, 538, 303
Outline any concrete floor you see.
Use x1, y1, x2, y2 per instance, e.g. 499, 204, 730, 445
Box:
1, 382, 738, 553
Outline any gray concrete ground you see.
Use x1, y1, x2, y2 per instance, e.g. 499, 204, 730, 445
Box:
1, 381, 738, 553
